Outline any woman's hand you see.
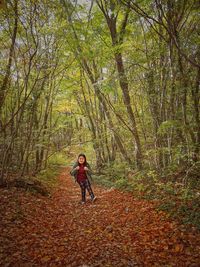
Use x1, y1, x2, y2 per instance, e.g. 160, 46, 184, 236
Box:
84, 167, 89, 171
75, 166, 80, 170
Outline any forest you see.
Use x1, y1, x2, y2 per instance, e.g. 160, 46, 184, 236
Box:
0, 0, 200, 266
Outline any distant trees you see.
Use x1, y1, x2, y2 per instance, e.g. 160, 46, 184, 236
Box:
61, 0, 199, 172
0, 0, 199, 182
119, 0, 200, 169
0, 0, 70, 183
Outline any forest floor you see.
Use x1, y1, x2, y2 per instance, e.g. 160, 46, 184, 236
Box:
1, 168, 200, 267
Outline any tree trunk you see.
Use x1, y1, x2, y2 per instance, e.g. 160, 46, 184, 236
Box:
0, 0, 18, 112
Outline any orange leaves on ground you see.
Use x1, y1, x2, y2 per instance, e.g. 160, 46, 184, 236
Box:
0, 168, 200, 266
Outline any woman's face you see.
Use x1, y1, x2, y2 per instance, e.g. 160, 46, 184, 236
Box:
78, 156, 85, 164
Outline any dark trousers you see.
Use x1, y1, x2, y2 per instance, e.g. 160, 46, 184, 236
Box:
78, 179, 94, 202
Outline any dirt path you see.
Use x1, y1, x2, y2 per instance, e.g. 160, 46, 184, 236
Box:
1, 168, 200, 267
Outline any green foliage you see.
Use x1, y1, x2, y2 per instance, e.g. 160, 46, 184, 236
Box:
48, 153, 68, 166
35, 153, 69, 189
158, 120, 182, 135
101, 161, 129, 180
36, 166, 60, 189
157, 201, 177, 213
92, 174, 115, 188
157, 197, 200, 230
115, 178, 129, 190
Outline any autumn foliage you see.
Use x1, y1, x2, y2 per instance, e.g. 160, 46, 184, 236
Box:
0, 168, 200, 266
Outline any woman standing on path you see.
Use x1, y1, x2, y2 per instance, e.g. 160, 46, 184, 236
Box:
70, 154, 97, 204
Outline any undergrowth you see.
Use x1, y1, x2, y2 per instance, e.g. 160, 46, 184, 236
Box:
36, 153, 67, 190
92, 161, 200, 230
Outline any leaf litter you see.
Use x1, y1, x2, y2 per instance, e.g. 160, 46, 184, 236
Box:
0, 168, 200, 266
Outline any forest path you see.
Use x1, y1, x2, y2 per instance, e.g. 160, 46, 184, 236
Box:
1, 168, 200, 267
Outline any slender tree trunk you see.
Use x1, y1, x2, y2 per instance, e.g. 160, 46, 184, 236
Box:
191, 62, 200, 160
96, 1, 143, 168
114, 52, 142, 168
0, 0, 18, 112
